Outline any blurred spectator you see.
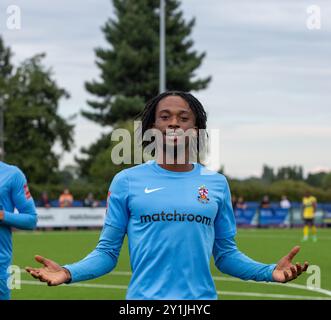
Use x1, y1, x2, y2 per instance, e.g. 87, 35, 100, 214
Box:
260, 195, 270, 209
40, 191, 51, 208
59, 188, 74, 208
83, 193, 99, 208
237, 196, 247, 210
280, 195, 291, 209
231, 195, 238, 210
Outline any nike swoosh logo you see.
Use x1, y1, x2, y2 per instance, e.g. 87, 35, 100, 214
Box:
144, 187, 164, 194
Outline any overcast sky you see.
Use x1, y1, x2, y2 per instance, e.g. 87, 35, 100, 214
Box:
1, 0, 330, 178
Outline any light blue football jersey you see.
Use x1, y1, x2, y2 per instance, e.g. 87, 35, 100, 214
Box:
108, 160, 236, 299
65, 160, 275, 299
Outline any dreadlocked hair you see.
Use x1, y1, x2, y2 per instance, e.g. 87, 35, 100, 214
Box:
136, 91, 208, 156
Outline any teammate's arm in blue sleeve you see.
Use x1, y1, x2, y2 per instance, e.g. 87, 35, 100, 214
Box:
213, 177, 276, 282
1, 169, 37, 230
63, 171, 130, 283
213, 237, 276, 282
63, 223, 125, 283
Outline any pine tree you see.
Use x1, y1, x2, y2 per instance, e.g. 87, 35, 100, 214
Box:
83, 0, 211, 126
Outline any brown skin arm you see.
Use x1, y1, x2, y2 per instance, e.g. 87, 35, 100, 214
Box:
26, 255, 71, 286
272, 246, 309, 283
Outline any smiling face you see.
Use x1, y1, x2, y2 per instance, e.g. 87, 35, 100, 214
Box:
153, 95, 197, 149
140, 91, 208, 163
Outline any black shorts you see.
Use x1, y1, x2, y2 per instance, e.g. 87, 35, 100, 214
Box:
303, 218, 315, 226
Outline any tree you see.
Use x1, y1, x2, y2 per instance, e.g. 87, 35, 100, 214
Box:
75, 133, 113, 179
4, 53, 74, 183
261, 165, 275, 183
78, 0, 211, 179
84, 120, 136, 185
322, 173, 331, 190
83, 0, 211, 126
57, 165, 80, 186
0, 37, 13, 81
0, 37, 13, 159
306, 171, 327, 188
276, 166, 304, 181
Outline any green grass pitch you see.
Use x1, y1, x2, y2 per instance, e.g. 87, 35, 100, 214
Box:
10, 228, 331, 300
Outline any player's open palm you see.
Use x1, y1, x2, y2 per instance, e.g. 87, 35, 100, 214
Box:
272, 246, 309, 283
26, 255, 71, 286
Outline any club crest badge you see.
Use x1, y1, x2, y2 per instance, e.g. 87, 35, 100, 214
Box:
197, 185, 209, 204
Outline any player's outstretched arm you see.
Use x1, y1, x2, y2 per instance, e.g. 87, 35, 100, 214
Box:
213, 238, 309, 283
272, 246, 309, 283
26, 224, 126, 285
26, 255, 71, 286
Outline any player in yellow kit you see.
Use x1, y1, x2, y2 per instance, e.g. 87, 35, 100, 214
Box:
301, 191, 317, 242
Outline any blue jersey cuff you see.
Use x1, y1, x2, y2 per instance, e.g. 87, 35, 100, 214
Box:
266, 264, 277, 282
62, 265, 74, 284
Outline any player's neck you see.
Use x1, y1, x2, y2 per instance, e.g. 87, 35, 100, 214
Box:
156, 150, 194, 172
158, 163, 194, 172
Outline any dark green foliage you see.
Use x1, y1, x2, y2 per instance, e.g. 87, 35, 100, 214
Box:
83, 0, 211, 126
0, 37, 74, 183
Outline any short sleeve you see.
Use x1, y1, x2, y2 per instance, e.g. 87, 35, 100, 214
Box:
105, 170, 130, 232
214, 177, 237, 240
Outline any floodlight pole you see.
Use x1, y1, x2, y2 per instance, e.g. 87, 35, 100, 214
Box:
159, 0, 166, 93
